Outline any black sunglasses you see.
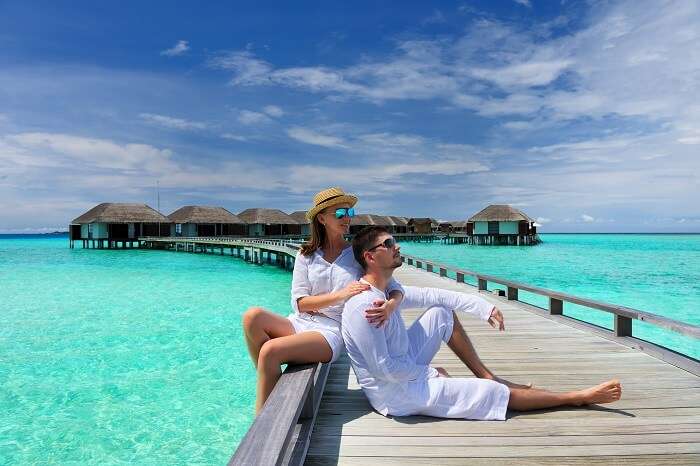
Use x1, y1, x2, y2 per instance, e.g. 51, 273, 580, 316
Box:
367, 237, 397, 252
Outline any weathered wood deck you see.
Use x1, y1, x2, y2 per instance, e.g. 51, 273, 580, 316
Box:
305, 265, 700, 465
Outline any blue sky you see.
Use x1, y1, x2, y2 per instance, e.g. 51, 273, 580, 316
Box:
1, 0, 698, 233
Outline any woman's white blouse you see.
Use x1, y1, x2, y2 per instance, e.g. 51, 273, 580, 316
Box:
291, 246, 404, 322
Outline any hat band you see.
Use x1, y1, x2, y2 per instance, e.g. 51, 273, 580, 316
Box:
314, 194, 344, 207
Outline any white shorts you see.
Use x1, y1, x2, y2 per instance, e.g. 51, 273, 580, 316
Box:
287, 313, 344, 363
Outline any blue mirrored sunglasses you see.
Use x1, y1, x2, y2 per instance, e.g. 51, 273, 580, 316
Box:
335, 207, 355, 219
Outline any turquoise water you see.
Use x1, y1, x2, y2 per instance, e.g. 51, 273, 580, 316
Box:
0, 236, 291, 465
2, 234, 699, 464
399, 234, 700, 360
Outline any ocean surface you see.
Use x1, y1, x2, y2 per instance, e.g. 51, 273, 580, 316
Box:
1, 233, 699, 464
400, 234, 700, 360
0, 235, 292, 465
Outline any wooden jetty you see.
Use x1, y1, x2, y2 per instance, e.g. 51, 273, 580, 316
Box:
131, 236, 699, 464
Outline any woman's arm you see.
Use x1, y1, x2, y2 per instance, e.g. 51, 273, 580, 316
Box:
296, 282, 368, 313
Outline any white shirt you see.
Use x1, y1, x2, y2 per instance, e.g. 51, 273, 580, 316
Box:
342, 281, 494, 415
290, 247, 403, 322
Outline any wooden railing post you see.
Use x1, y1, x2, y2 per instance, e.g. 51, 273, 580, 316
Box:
439, 267, 447, 277
507, 286, 518, 301
456, 272, 465, 283
426, 263, 433, 273
615, 315, 633, 337
416, 260, 422, 269
550, 298, 563, 315
478, 278, 487, 291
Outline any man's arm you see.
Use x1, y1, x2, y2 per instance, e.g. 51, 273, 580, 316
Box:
400, 286, 495, 321
344, 298, 433, 383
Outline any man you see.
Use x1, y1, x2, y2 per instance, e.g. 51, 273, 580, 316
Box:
342, 226, 622, 420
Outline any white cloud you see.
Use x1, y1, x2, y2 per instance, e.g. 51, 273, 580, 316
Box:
536, 216, 551, 224
422, 9, 446, 25
469, 59, 572, 88
262, 105, 284, 117
220, 133, 247, 141
286, 127, 346, 148
4, 132, 174, 171
140, 113, 207, 130
237, 110, 272, 125
209, 51, 273, 85
357, 132, 425, 147
160, 40, 190, 57
514, 0, 532, 7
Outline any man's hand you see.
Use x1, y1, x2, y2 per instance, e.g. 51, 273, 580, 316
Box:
488, 307, 505, 331
365, 299, 396, 328
435, 367, 450, 378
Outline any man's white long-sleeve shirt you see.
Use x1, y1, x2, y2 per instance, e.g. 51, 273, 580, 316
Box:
342, 281, 494, 415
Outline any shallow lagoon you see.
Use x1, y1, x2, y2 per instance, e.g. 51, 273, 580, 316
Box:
1, 234, 698, 464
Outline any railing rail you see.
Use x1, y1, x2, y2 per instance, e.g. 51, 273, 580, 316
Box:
228, 362, 330, 466
400, 253, 700, 345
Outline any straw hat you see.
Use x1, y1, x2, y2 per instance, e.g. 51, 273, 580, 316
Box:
306, 187, 358, 221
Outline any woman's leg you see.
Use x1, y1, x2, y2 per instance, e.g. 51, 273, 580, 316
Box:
242, 307, 296, 368
508, 379, 621, 411
255, 331, 332, 413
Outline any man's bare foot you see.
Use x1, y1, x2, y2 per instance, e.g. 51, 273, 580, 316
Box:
576, 379, 622, 406
492, 376, 533, 390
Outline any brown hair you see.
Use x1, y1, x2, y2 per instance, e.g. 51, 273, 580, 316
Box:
352, 226, 389, 269
300, 215, 327, 256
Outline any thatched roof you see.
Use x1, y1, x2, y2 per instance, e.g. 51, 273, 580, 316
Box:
289, 211, 310, 225
168, 206, 246, 224
238, 208, 300, 225
408, 217, 438, 225
387, 216, 409, 226
351, 214, 374, 226
72, 203, 171, 224
351, 214, 393, 227
441, 220, 467, 228
369, 215, 393, 226
468, 205, 533, 222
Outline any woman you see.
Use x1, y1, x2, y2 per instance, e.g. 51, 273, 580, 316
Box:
242, 187, 405, 413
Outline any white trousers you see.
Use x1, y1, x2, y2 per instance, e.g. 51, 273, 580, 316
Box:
389, 306, 510, 421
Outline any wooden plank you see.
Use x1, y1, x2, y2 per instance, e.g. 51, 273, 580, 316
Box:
306, 454, 700, 466
310, 432, 700, 447
306, 442, 700, 458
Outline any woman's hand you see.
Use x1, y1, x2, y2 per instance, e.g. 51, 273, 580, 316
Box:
435, 367, 450, 378
488, 307, 505, 331
337, 281, 370, 301
365, 299, 397, 328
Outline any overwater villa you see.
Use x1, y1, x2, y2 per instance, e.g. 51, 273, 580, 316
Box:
349, 214, 393, 234
387, 216, 409, 234
440, 220, 468, 233
288, 211, 311, 236
237, 208, 301, 237
167, 206, 247, 237
466, 204, 540, 246
69, 202, 171, 249
408, 217, 438, 234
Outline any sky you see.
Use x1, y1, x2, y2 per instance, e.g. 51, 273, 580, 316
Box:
0, 0, 698, 233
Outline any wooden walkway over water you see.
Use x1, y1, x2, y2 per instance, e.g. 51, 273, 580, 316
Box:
134, 236, 699, 465
306, 265, 700, 465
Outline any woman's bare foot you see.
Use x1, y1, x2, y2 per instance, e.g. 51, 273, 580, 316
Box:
576, 379, 622, 405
